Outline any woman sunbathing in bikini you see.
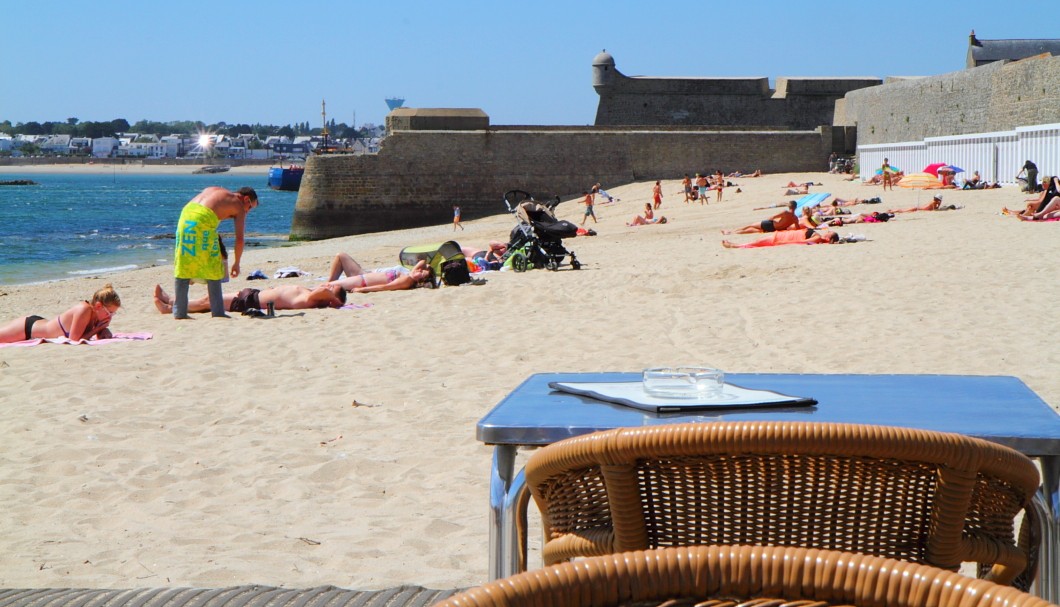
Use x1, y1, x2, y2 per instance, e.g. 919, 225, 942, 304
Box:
325, 253, 433, 292
153, 283, 345, 314
826, 212, 895, 226
461, 242, 508, 263
626, 203, 668, 226
722, 229, 839, 248
0, 284, 121, 343
888, 196, 957, 213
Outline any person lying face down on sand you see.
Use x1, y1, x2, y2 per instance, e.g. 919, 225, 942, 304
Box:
153, 283, 345, 315
324, 253, 433, 292
0, 283, 121, 343
888, 195, 957, 213
722, 201, 799, 234
723, 228, 840, 248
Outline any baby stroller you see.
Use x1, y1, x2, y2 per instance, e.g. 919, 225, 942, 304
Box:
502, 190, 582, 272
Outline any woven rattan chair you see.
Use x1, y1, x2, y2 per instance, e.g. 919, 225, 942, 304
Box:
523, 422, 1041, 588
437, 545, 1058, 607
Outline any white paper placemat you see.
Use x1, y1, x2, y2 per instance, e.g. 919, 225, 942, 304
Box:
548, 381, 816, 412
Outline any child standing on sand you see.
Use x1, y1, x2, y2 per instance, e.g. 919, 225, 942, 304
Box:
453, 205, 463, 231
581, 191, 597, 225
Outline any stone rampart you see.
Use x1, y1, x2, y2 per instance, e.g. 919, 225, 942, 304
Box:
590, 51, 880, 130
841, 55, 1060, 145
291, 127, 831, 240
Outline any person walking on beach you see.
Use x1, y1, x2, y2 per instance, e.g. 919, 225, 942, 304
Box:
695, 173, 709, 204
581, 191, 597, 225
172, 185, 258, 319
652, 181, 663, 209
452, 205, 463, 231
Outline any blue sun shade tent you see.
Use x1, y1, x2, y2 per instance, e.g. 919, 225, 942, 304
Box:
793, 192, 830, 213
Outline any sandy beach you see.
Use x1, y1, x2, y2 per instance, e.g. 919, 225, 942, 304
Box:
0, 169, 1057, 590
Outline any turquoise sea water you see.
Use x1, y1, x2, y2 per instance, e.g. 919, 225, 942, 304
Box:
0, 172, 297, 286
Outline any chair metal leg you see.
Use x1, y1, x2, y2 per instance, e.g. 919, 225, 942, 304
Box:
1034, 455, 1060, 602
504, 469, 529, 576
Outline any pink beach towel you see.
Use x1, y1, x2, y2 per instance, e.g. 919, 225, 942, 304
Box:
340, 302, 374, 311
0, 331, 153, 349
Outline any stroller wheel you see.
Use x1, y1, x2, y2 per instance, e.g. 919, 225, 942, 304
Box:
571, 259, 582, 270
546, 258, 559, 271
511, 252, 528, 273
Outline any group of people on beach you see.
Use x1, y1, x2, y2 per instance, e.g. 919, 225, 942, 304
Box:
1, 182, 261, 342
718, 185, 960, 249
677, 170, 759, 206
3, 164, 1053, 342
0, 184, 449, 344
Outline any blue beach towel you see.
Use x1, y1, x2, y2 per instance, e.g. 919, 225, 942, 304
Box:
793, 192, 830, 213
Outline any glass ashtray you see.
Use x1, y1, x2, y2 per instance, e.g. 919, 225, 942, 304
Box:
643, 366, 725, 398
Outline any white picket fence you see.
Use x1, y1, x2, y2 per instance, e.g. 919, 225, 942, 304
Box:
858, 123, 1060, 185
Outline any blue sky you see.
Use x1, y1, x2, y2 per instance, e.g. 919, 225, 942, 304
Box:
2, 0, 1052, 128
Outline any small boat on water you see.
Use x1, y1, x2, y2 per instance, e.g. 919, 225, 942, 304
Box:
268, 165, 304, 191
193, 165, 231, 174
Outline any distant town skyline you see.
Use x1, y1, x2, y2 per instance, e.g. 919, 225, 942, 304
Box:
1, 0, 1053, 127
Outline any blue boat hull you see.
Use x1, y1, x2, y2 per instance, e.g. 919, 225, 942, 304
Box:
268, 167, 304, 191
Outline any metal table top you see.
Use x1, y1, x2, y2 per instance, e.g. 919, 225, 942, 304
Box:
477, 373, 1060, 456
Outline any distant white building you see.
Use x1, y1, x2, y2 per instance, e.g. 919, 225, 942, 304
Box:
118, 142, 166, 158
91, 137, 119, 158
159, 135, 184, 158
0, 135, 12, 152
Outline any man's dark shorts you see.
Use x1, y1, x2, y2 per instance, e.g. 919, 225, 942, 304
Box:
230, 288, 261, 313
761, 219, 776, 233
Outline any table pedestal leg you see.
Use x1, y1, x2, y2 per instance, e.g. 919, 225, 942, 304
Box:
488, 445, 517, 581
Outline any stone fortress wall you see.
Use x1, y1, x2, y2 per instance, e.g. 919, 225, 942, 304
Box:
291, 125, 832, 239
838, 54, 1060, 145
292, 53, 868, 240
292, 48, 1058, 240
590, 50, 880, 130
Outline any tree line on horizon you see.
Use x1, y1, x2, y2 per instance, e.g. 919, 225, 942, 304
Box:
0, 117, 372, 141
